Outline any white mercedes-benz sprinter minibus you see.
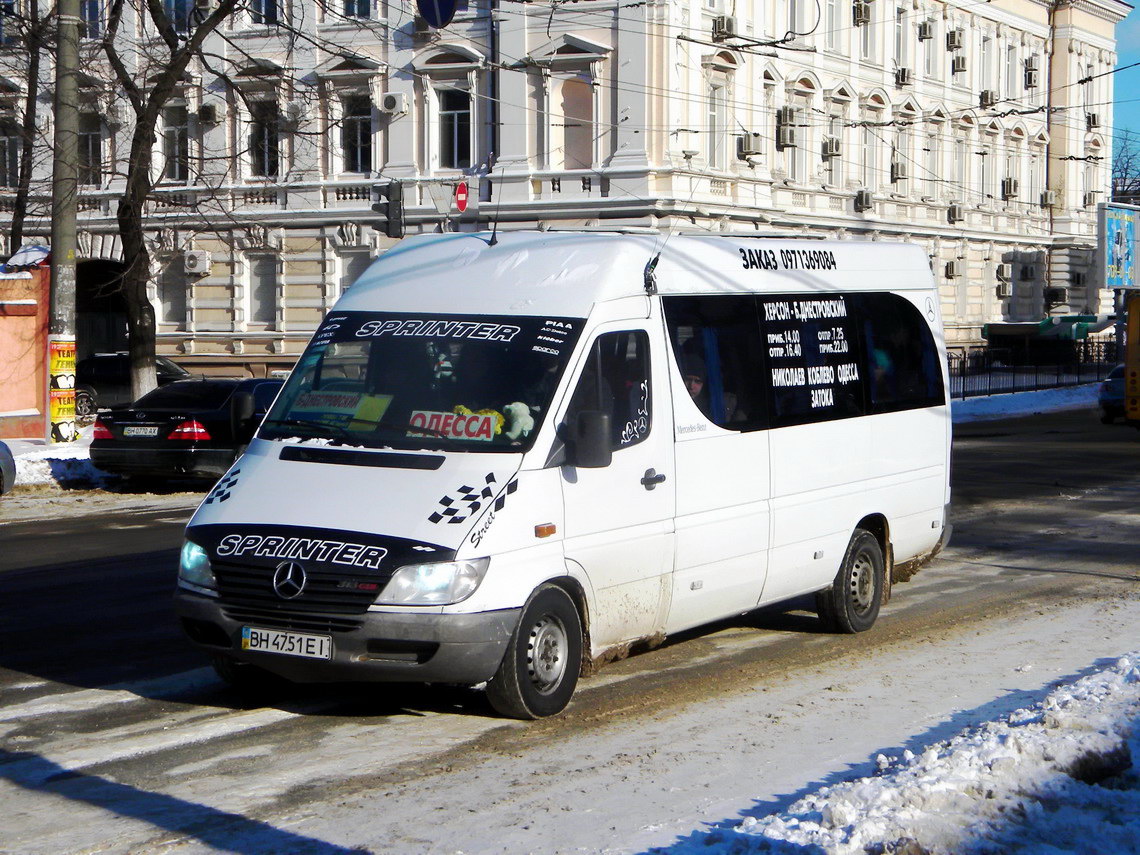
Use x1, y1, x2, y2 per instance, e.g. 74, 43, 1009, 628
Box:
176, 231, 951, 718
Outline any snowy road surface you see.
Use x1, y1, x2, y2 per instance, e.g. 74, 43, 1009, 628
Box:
0, 396, 1138, 854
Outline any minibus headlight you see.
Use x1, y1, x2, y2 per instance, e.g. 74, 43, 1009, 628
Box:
377, 558, 490, 606
178, 540, 216, 589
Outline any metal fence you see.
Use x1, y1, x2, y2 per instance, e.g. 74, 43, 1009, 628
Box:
947, 341, 1118, 400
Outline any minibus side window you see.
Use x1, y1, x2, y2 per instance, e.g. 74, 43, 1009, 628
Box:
854, 293, 945, 412
758, 293, 866, 429
564, 331, 651, 449
662, 295, 769, 431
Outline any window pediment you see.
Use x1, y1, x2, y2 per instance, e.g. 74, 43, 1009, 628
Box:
529, 33, 612, 66
315, 53, 384, 81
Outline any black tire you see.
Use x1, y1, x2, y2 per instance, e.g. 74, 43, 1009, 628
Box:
486, 584, 582, 719
816, 529, 884, 634
75, 387, 97, 419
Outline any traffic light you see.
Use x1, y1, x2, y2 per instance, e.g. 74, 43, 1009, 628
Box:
372, 180, 404, 239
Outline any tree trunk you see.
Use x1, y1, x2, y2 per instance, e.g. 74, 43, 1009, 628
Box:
10, 3, 43, 252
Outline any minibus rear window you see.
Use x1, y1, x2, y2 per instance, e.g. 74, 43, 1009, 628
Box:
260, 312, 583, 452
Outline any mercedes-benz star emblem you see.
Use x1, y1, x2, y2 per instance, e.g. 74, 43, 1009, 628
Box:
272, 561, 307, 600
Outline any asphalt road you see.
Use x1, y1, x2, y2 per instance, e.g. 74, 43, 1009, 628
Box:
1, 407, 1138, 854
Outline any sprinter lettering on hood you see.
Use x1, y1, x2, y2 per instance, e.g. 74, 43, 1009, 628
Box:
217, 533, 389, 568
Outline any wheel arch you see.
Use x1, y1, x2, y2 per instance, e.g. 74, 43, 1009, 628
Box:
542, 575, 592, 676
854, 513, 893, 601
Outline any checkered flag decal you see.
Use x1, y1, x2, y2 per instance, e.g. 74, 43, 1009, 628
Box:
428, 473, 518, 525
493, 478, 518, 512
204, 469, 240, 505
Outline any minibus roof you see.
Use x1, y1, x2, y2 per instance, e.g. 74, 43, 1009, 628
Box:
337, 231, 934, 317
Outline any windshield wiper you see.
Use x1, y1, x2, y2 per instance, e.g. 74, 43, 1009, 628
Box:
262, 417, 361, 446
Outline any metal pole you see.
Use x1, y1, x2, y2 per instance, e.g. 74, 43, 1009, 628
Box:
46, 0, 80, 443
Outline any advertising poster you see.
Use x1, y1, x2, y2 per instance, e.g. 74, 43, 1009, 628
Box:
48, 337, 77, 443
1104, 204, 1138, 290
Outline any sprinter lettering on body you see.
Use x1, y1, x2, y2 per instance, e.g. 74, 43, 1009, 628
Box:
355, 319, 521, 341
216, 535, 388, 568
409, 410, 495, 441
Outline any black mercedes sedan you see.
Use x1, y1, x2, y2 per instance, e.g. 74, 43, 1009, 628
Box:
91, 378, 283, 482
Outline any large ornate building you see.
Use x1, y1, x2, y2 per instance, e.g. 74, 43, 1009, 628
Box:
0, 0, 1130, 373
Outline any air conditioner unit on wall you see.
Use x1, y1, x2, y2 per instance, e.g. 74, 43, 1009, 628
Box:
853, 1, 871, 27
951, 56, 967, 75
1086, 113, 1100, 131
948, 202, 965, 223
996, 282, 1013, 298
822, 136, 841, 158
1024, 68, 1040, 89
946, 29, 964, 51
917, 20, 933, 40
1040, 189, 1056, 207
979, 90, 997, 109
895, 67, 912, 87
854, 189, 874, 212
891, 161, 907, 182
184, 250, 212, 275
198, 103, 221, 124
712, 15, 737, 41
380, 92, 407, 115
777, 125, 796, 149
996, 263, 1012, 281
945, 260, 961, 278
1001, 178, 1019, 200
738, 132, 763, 157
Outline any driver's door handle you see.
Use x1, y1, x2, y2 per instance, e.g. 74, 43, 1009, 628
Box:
641, 468, 667, 490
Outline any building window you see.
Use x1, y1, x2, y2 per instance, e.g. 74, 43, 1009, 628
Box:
923, 21, 937, 78
79, 0, 101, 38
861, 124, 876, 187
0, 119, 19, 188
164, 0, 191, 34
438, 88, 471, 170
954, 137, 967, 191
825, 115, 843, 186
78, 113, 102, 186
924, 133, 938, 197
980, 37, 992, 90
895, 7, 906, 66
249, 255, 277, 326
707, 83, 727, 171
339, 250, 371, 296
341, 95, 372, 173
162, 106, 189, 183
978, 145, 992, 202
786, 0, 801, 37
824, 0, 839, 50
249, 101, 279, 178
551, 76, 594, 170
159, 262, 187, 327
860, 8, 875, 61
343, 0, 369, 18
1005, 46, 1018, 100
251, 0, 278, 26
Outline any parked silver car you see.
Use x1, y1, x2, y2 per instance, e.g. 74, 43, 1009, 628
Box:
0, 440, 14, 495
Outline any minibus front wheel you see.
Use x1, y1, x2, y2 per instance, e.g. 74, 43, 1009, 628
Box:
486, 584, 583, 719
815, 529, 884, 634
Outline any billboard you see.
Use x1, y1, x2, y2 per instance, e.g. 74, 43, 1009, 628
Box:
1103, 203, 1139, 289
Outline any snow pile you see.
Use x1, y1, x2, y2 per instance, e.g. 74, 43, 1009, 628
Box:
12, 433, 113, 488
715, 654, 1140, 854
950, 383, 1099, 423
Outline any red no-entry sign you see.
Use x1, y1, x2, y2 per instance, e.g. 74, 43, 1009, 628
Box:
455, 181, 469, 213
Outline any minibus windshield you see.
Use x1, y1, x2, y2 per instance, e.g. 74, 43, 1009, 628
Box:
260, 312, 583, 452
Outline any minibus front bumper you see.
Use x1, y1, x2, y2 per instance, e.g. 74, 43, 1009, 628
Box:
175, 589, 521, 685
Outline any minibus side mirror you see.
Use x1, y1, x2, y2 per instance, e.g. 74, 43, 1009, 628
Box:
572, 410, 612, 468
231, 390, 256, 439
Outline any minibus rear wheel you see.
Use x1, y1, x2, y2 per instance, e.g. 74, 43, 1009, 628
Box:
816, 529, 884, 634
486, 584, 582, 719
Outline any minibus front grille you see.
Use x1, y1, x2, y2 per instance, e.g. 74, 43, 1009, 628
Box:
220, 605, 362, 634
212, 560, 391, 617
